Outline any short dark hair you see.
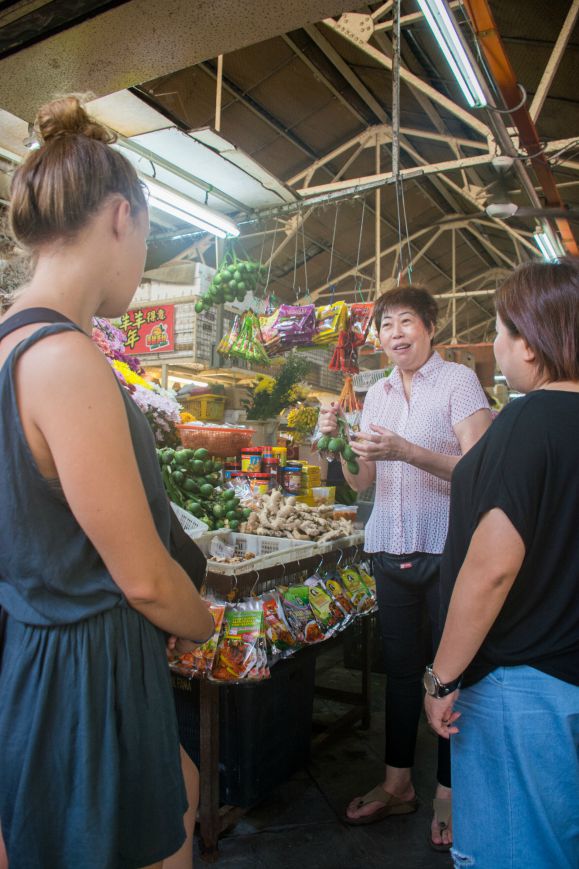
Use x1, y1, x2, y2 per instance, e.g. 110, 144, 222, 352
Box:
373, 284, 438, 333
495, 257, 579, 382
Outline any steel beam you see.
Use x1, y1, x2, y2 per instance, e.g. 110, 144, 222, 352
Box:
530, 0, 579, 123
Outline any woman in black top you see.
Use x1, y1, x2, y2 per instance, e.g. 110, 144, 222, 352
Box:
424, 258, 579, 869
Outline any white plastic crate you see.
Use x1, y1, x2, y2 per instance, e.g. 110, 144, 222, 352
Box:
197, 531, 314, 574
352, 368, 390, 392
171, 502, 209, 539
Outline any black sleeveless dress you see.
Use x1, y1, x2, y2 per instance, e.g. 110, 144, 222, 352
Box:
0, 323, 187, 868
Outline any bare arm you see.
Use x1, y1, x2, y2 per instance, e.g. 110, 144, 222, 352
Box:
425, 508, 525, 736
19, 333, 214, 643
351, 407, 492, 482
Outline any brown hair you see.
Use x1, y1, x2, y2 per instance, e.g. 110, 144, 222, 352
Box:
9, 94, 147, 251
373, 284, 438, 333
496, 258, 579, 382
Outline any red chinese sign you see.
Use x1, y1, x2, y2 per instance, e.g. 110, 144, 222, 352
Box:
117, 305, 175, 354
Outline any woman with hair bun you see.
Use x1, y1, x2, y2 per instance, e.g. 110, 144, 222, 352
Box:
425, 258, 579, 868
0, 95, 213, 869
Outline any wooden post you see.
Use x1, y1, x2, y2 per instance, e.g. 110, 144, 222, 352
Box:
215, 54, 223, 132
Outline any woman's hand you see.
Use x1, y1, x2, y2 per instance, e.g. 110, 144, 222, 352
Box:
318, 403, 340, 437
424, 691, 461, 739
166, 635, 206, 661
351, 424, 412, 463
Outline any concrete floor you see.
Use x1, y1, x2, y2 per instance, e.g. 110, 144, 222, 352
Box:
194, 644, 452, 869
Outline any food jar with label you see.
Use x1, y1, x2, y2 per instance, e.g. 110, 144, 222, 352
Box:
241, 447, 262, 472
246, 472, 271, 495
282, 465, 302, 494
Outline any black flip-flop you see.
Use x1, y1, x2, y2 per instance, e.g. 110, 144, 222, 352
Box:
343, 785, 418, 827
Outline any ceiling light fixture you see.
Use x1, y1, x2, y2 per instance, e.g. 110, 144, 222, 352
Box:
533, 231, 562, 262
143, 176, 239, 238
416, 0, 487, 108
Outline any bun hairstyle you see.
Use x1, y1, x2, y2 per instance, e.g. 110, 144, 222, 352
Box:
9, 94, 147, 251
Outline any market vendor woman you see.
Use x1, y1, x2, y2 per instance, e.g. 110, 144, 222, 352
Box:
319, 285, 491, 849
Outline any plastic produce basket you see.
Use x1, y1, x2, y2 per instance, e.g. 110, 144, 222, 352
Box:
196, 531, 314, 574
181, 394, 225, 422
176, 424, 255, 458
171, 502, 209, 539
352, 368, 391, 392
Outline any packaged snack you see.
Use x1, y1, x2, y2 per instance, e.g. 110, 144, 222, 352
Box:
329, 302, 374, 374
211, 601, 270, 681
324, 575, 356, 616
339, 566, 375, 613
217, 314, 241, 356
280, 585, 325, 644
305, 576, 348, 634
225, 310, 270, 366
261, 592, 298, 656
170, 602, 226, 678
312, 301, 348, 345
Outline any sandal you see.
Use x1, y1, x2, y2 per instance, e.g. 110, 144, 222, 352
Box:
428, 797, 452, 852
344, 785, 418, 826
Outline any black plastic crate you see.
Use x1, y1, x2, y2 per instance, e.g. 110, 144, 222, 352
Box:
173, 651, 316, 808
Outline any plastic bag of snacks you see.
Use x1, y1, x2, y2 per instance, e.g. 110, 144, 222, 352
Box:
260, 304, 316, 355
329, 302, 374, 374
217, 313, 241, 356
227, 310, 270, 366
339, 566, 376, 613
211, 600, 270, 681
280, 585, 325, 644
312, 301, 348, 346
305, 576, 349, 635
323, 573, 357, 617
261, 591, 298, 658
169, 601, 226, 678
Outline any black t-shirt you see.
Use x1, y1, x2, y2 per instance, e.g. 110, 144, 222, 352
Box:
440, 390, 579, 688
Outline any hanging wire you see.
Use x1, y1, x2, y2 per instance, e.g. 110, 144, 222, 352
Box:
353, 197, 369, 301
292, 212, 300, 300
300, 207, 309, 300
326, 203, 340, 285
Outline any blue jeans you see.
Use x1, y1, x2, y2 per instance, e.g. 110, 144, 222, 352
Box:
451, 666, 579, 868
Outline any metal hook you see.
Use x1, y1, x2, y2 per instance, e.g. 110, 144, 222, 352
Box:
249, 569, 261, 598
336, 548, 344, 568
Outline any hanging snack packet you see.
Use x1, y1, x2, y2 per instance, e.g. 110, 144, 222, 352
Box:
169, 601, 226, 678
259, 310, 283, 356
312, 301, 348, 346
305, 576, 347, 635
275, 304, 316, 350
217, 314, 241, 356
280, 585, 325, 644
329, 302, 374, 374
339, 566, 375, 613
212, 600, 270, 681
324, 574, 356, 616
229, 310, 270, 366
261, 591, 298, 657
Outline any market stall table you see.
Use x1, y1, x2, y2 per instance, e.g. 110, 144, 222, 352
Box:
175, 532, 372, 862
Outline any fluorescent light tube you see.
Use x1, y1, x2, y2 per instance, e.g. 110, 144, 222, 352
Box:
533, 231, 561, 262
416, 0, 487, 108
143, 177, 239, 238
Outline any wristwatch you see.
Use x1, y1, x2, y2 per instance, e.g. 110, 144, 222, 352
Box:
423, 665, 462, 698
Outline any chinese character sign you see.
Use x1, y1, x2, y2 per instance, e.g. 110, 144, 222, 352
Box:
117, 305, 175, 354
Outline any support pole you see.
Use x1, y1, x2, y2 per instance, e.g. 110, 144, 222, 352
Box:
215, 54, 223, 132
451, 229, 457, 343
375, 136, 381, 298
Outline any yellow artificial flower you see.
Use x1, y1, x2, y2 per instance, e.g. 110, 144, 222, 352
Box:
254, 375, 275, 395
180, 411, 196, 423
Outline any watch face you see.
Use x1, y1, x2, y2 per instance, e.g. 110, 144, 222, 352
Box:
423, 670, 437, 696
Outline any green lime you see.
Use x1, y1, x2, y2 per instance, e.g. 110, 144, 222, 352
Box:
194, 449, 209, 460
343, 445, 356, 462
183, 478, 198, 492
228, 520, 239, 531
224, 489, 236, 500
200, 483, 214, 498
212, 504, 225, 518
242, 508, 252, 519
194, 300, 204, 314
191, 460, 205, 475
346, 460, 360, 475
317, 435, 330, 451
328, 437, 345, 454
